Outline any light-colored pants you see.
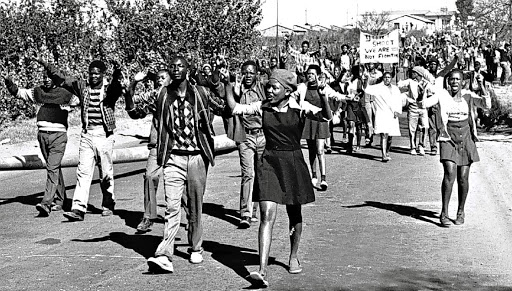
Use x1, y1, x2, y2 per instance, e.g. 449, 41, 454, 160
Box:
71, 131, 115, 213
407, 109, 429, 149
499, 61, 511, 84
237, 132, 265, 218
155, 153, 208, 260
143, 147, 162, 220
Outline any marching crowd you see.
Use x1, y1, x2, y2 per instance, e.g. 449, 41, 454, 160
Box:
0, 29, 493, 288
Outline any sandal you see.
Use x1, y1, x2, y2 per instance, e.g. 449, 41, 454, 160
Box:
247, 271, 269, 288
288, 258, 303, 274
440, 213, 451, 227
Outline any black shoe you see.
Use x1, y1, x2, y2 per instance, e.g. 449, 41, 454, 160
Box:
136, 217, 154, 233
63, 210, 85, 222
239, 217, 251, 229
36, 203, 50, 217
439, 213, 451, 227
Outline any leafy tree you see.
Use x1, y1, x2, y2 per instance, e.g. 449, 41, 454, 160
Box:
357, 11, 391, 34
456, 0, 474, 25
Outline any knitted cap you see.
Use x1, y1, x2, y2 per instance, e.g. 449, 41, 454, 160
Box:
269, 69, 297, 92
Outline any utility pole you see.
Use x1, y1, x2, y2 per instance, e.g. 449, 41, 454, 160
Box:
276, 0, 279, 59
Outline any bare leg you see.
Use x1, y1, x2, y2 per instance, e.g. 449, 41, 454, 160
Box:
387, 136, 393, 156
306, 139, 317, 178
380, 133, 388, 159
316, 139, 326, 178
441, 161, 457, 216
457, 165, 471, 214
258, 201, 278, 276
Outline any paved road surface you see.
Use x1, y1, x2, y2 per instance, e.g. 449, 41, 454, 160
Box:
1, 116, 512, 291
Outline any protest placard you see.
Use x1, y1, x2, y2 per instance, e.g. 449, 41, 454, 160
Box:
360, 30, 399, 64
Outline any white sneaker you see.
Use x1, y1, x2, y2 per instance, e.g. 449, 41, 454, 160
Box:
147, 256, 174, 273
418, 146, 425, 156
410, 149, 417, 155
189, 249, 204, 264
311, 177, 318, 186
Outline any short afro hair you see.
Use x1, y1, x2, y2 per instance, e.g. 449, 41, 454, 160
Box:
88, 60, 107, 73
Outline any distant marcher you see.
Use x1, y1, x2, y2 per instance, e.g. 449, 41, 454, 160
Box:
2, 68, 77, 216
364, 72, 402, 162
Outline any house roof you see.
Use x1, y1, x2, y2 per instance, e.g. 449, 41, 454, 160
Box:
260, 24, 293, 32
389, 14, 434, 24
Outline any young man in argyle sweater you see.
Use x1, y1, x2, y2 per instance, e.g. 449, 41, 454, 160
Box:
36, 59, 124, 221
127, 56, 223, 273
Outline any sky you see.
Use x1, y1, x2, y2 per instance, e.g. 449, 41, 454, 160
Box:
257, 0, 458, 29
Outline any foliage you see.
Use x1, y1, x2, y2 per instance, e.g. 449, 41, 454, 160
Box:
455, 0, 474, 25
472, 0, 512, 39
0, 0, 263, 128
357, 11, 391, 35
105, 0, 263, 70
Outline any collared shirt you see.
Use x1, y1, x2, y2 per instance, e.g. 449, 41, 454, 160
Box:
239, 82, 265, 129
288, 47, 317, 71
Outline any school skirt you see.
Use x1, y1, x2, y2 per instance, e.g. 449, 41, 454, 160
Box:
439, 119, 480, 166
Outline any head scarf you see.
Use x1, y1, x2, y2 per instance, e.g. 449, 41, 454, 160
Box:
269, 69, 297, 92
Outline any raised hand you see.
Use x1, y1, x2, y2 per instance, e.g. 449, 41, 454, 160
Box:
134, 70, 148, 82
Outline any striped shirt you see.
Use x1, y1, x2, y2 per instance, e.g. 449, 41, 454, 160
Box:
87, 88, 103, 129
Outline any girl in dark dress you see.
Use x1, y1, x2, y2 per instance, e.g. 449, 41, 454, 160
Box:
227, 69, 332, 288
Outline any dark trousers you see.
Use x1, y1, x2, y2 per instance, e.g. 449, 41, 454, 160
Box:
37, 131, 67, 207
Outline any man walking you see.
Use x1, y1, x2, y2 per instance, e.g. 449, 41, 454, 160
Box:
37, 59, 124, 221
130, 56, 221, 273
228, 60, 266, 228
2, 68, 77, 216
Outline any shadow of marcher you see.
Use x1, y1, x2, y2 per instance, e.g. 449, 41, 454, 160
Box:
117, 133, 149, 144
203, 202, 241, 227
72, 232, 162, 259
343, 201, 443, 227
0, 168, 145, 208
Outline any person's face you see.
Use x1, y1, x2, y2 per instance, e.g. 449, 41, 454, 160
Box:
88, 67, 103, 87
41, 72, 53, 89
342, 46, 348, 54
261, 60, 268, 68
368, 63, 375, 70
334, 67, 341, 78
306, 69, 318, 84
203, 66, 211, 75
448, 72, 462, 94
266, 79, 288, 105
301, 43, 309, 53
383, 74, 392, 86
169, 58, 187, 81
270, 58, 278, 68
156, 72, 170, 87
429, 62, 438, 72
241, 64, 257, 87
411, 71, 420, 81
351, 48, 356, 54
474, 61, 481, 72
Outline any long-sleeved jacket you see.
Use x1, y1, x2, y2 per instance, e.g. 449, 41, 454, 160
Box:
43, 62, 123, 133
128, 81, 217, 166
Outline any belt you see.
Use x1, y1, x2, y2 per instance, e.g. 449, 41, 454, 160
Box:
245, 128, 263, 135
38, 130, 64, 134
172, 150, 202, 156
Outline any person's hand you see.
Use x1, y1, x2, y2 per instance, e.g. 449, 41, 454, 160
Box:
219, 67, 229, 82
394, 111, 399, 119
134, 70, 147, 82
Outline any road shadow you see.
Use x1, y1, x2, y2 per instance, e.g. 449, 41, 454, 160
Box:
203, 202, 240, 227
117, 133, 149, 145
71, 232, 161, 259
0, 168, 145, 208
343, 201, 442, 227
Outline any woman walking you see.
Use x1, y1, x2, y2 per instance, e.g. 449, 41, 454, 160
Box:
420, 69, 491, 227
226, 69, 332, 287
364, 72, 403, 162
